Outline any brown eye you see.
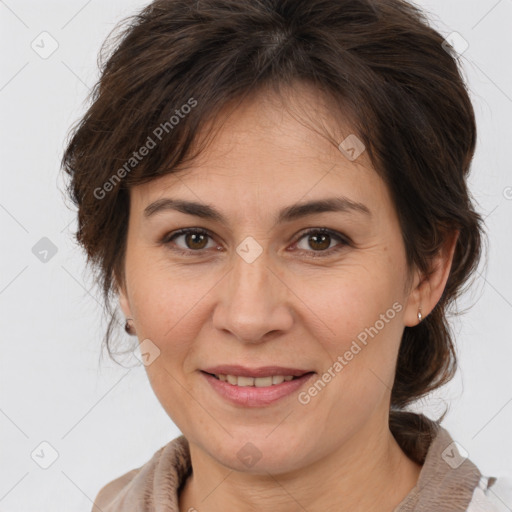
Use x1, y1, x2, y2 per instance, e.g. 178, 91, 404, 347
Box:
294, 228, 349, 256
306, 233, 331, 251
183, 232, 209, 250
164, 228, 216, 253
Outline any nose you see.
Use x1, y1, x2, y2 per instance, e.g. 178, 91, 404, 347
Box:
212, 246, 294, 344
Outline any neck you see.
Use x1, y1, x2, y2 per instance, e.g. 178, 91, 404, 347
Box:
178, 416, 422, 512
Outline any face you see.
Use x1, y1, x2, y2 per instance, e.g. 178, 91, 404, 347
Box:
118, 84, 424, 474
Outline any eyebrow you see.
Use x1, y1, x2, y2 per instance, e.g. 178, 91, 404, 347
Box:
143, 196, 372, 225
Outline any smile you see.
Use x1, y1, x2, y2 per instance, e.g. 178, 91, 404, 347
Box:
200, 370, 316, 407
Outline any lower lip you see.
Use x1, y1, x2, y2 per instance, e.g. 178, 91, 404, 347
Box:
201, 371, 316, 407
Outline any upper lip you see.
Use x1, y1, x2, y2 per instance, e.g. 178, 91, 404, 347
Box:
202, 365, 314, 378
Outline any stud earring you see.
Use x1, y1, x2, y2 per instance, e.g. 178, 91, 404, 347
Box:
125, 318, 135, 335
417, 306, 423, 323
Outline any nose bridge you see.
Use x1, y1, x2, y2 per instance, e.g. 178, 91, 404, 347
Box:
232, 246, 270, 297
229, 245, 275, 313
212, 242, 293, 342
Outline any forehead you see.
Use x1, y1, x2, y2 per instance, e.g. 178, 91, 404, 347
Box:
130, 84, 391, 221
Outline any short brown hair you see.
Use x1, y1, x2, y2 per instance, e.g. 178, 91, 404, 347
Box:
61, 0, 486, 460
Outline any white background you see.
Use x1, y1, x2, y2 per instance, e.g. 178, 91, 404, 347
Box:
1, 0, 511, 510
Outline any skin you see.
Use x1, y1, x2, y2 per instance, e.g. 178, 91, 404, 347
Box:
118, 83, 458, 512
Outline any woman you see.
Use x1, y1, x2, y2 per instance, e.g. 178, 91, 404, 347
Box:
62, 0, 511, 510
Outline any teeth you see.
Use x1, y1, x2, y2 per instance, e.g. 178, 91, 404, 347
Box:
215, 374, 299, 387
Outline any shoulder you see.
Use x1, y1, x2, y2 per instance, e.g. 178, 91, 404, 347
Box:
92, 445, 167, 511
467, 474, 512, 512
391, 414, 510, 512
93, 466, 145, 509
91, 435, 191, 512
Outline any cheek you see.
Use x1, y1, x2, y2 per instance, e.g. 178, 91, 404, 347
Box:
126, 267, 211, 429
301, 266, 402, 346
300, 267, 404, 404
127, 262, 208, 358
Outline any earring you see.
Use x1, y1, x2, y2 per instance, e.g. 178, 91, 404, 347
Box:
125, 318, 135, 335
417, 306, 423, 323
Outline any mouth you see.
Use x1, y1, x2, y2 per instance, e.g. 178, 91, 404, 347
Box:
200, 366, 316, 407
201, 365, 315, 386
202, 371, 313, 387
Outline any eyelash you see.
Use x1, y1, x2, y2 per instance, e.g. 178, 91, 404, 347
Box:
161, 227, 351, 258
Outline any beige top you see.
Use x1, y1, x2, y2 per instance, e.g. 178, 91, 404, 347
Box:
91, 415, 505, 511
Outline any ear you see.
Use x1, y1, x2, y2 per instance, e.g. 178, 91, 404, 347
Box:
114, 272, 132, 320
403, 229, 459, 327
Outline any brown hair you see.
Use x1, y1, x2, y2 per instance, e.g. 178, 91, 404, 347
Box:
61, 0, 486, 461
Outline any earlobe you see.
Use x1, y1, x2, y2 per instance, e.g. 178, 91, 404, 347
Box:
114, 273, 137, 336
403, 271, 425, 327
119, 287, 132, 319
403, 229, 459, 327
115, 273, 132, 319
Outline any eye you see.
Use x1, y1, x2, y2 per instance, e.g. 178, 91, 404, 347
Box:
162, 228, 219, 254
292, 228, 350, 257
161, 227, 350, 257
